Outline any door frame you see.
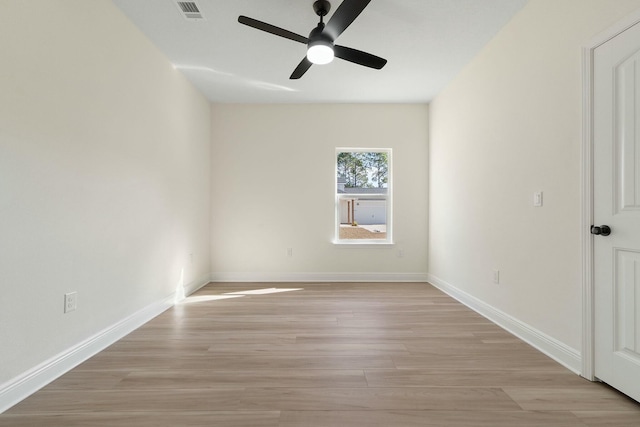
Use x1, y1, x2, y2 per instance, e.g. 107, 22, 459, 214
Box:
581, 8, 640, 381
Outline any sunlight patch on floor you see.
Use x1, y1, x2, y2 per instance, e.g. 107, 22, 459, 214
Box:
179, 288, 303, 305
224, 288, 303, 296
180, 294, 245, 304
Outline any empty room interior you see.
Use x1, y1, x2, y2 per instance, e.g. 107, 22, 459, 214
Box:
3, 0, 640, 425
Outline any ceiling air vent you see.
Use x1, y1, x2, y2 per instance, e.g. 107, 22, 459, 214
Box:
175, 1, 204, 20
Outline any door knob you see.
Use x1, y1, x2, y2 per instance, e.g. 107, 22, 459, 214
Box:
591, 225, 611, 236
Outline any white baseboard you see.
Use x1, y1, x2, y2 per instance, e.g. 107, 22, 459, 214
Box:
0, 275, 211, 414
183, 272, 214, 295
426, 274, 582, 374
210, 272, 429, 283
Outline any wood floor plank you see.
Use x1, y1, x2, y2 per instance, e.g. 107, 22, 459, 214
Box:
294, 333, 480, 343
503, 386, 640, 411
279, 410, 588, 427
572, 410, 640, 426
5, 389, 245, 414
40, 371, 129, 390
74, 354, 396, 371
181, 355, 396, 370
206, 342, 409, 356
0, 411, 280, 427
364, 369, 589, 388
238, 387, 522, 411
392, 353, 562, 370
1, 281, 638, 427
117, 369, 368, 389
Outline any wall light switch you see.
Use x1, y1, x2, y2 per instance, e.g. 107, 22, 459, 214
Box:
533, 191, 543, 207
493, 270, 500, 284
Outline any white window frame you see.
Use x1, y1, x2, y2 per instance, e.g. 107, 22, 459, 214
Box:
334, 148, 393, 245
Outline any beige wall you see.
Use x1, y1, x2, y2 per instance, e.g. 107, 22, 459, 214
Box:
210, 104, 428, 280
429, 0, 640, 352
0, 0, 211, 383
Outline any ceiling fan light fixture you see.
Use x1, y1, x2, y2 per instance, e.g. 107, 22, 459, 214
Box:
307, 40, 334, 65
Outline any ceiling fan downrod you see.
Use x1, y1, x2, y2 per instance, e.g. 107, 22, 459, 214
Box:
313, 0, 331, 20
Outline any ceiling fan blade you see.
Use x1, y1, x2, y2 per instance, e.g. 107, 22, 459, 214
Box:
238, 16, 308, 44
324, 0, 371, 41
334, 45, 387, 69
290, 57, 313, 79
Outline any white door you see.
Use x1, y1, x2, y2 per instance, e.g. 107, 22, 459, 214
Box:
593, 20, 640, 402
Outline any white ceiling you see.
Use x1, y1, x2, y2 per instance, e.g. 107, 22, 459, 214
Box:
112, 0, 528, 103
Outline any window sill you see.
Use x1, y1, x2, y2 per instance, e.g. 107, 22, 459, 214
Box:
333, 240, 395, 248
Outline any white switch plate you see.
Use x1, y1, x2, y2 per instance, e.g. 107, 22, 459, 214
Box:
533, 191, 543, 207
493, 270, 500, 284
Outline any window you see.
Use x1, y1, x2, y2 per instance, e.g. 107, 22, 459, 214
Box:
335, 149, 392, 244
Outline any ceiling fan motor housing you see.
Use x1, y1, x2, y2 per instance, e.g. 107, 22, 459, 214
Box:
307, 23, 334, 64
313, 0, 331, 17
308, 23, 333, 46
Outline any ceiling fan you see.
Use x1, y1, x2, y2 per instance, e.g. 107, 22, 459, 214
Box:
238, 0, 387, 79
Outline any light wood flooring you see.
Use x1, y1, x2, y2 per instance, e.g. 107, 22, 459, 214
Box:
2, 282, 640, 426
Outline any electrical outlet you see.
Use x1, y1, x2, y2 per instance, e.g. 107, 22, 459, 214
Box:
493, 270, 500, 285
533, 191, 543, 207
64, 292, 77, 313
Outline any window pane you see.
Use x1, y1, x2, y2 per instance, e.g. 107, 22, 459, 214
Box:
337, 152, 388, 192
338, 197, 387, 240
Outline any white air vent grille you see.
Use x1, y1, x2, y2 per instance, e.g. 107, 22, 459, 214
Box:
175, 1, 204, 20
